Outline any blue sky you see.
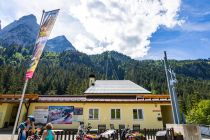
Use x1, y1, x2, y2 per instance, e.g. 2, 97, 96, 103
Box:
145, 0, 210, 59
0, 0, 210, 60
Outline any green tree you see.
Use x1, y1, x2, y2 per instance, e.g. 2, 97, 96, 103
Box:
186, 100, 210, 124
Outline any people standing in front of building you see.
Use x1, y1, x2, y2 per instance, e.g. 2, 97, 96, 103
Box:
18, 115, 35, 140
76, 122, 86, 140
41, 123, 56, 140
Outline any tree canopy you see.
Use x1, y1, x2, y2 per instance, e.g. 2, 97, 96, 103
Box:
0, 45, 210, 117
186, 100, 210, 124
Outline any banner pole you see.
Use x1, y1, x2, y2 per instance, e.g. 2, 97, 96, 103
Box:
11, 11, 43, 139
11, 9, 59, 140
11, 79, 29, 140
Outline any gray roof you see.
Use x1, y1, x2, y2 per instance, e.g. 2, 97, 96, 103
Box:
84, 80, 151, 94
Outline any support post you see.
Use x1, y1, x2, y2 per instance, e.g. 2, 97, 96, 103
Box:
24, 101, 31, 119
11, 79, 29, 140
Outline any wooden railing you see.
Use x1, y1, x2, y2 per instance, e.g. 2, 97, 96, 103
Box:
26, 128, 175, 140
52, 128, 165, 140
141, 129, 164, 140
54, 130, 77, 140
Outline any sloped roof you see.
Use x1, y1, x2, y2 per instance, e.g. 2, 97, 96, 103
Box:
84, 80, 151, 94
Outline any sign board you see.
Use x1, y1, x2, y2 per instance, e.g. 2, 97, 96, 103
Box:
34, 106, 48, 124
48, 106, 74, 124
72, 108, 83, 122
74, 108, 83, 115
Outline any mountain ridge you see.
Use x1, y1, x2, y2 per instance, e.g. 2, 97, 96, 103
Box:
45, 35, 75, 52
0, 14, 39, 47
0, 14, 75, 52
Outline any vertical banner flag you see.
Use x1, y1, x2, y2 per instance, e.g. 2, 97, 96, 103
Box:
26, 9, 59, 80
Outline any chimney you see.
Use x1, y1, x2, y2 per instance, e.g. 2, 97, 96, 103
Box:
89, 74, 96, 87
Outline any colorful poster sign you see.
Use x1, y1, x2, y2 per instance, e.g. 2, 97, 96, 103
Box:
34, 106, 48, 124
48, 106, 74, 124
73, 108, 83, 122
74, 108, 83, 115
26, 9, 59, 80
72, 115, 83, 122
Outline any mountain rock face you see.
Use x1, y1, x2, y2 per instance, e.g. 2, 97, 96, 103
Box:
0, 14, 39, 47
0, 14, 75, 52
45, 35, 75, 52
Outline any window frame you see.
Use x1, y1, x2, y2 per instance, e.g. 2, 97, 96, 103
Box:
88, 108, 99, 120
133, 109, 144, 120
110, 108, 121, 120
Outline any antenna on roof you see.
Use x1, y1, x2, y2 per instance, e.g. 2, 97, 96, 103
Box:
105, 51, 109, 80
110, 58, 119, 80
105, 51, 119, 80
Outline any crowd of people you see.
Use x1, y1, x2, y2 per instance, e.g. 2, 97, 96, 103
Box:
18, 115, 55, 140
17, 116, 92, 140
17, 116, 140, 140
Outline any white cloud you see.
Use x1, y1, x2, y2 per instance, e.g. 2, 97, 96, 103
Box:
0, 0, 182, 58
181, 22, 210, 32
68, 0, 183, 58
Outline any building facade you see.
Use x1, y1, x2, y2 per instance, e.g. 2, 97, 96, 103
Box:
0, 78, 173, 129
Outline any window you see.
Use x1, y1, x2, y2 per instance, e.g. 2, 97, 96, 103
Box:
133, 109, 143, 119
111, 109, 121, 119
89, 109, 99, 119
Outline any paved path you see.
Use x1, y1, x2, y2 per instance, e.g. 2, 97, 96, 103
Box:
203, 135, 210, 140
0, 134, 18, 140
0, 134, 210, 140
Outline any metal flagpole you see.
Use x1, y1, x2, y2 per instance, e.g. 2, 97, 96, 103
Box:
11, 79, 29, 140
10, 9, 59, 140
11, 10, 45, 140
169, 69, 181, 124
163, 51, 176, 124
164, 51, 181, 124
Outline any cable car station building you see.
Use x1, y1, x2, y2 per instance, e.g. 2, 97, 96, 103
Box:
0, 76, 173, 130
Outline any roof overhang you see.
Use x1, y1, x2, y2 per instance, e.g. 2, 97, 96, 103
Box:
0, 94, 39, 103
0, 94, 170, 104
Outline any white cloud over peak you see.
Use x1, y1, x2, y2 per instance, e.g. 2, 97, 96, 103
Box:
0, 0, 183, 58
69, 0, 183, 58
